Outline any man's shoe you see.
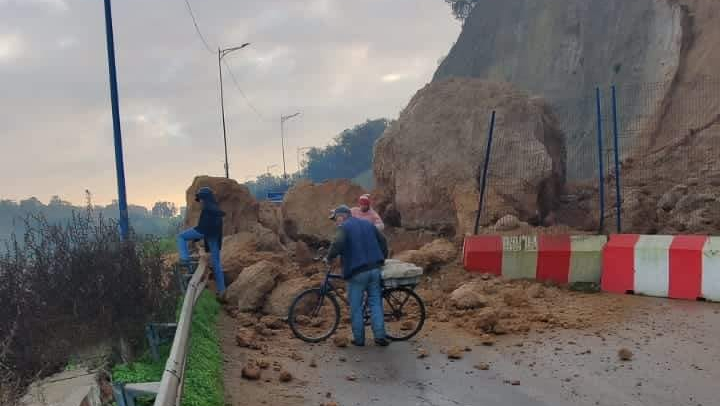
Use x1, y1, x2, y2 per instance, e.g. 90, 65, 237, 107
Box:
374, 338, 390, 347
351, 339, 365, 347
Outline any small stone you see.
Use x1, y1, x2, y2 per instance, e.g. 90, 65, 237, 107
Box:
279, 370, 293, 382
257, 359, 270, 370
334, 335, 350, 348
481, 337, 496, 346
309, 359, 318, 368
446, 346, 464, 360
339, 356, 347, 362
474, 363, 490, 371
241, 365, 261, 380
346, 374, 357, 381
464, 346, 472, 352
618, 348, 633, 361
417, 348, 429, 359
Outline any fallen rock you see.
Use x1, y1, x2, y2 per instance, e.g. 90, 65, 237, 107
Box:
309, 359, 318, 368
450, 282, 488, 309
503, 289, 529, 307
527, 284, 545, 299
260, 315, 285, 330
184, 176, 259, 236
235, 328, 258, 349
258, 200, 287, 241
393, 239, 457, 270
474, 363, 490, 371
334, 335, 350, 348
618, 348, 634, 361
346, 374, 357, 381
257, 359, 270, 370
374, 79, 567, 232
279, 370, 293, 383
241, 364, 262, 380
494, 214, 521, 231
417, 348, 429, 359
446, 346, 464, 360
283, 179, 367, 243
221, 230, 289, 283
263, 277, 316, 317
480, 336, 496, 346
225, 260, 280, 312
475, 309, 500, 333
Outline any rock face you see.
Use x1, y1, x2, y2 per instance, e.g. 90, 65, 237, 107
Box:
258, 201, 287, 242
374, 78, 566, 233
282, 179, 366, 243
185, 176, 259, 236
225, 260, 281, 312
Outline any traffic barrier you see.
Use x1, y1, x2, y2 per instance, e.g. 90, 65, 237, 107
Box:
462, 235, 607, 284
601, 234, 720, 301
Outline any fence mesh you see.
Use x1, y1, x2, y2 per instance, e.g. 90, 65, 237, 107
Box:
476, 77, 720, 235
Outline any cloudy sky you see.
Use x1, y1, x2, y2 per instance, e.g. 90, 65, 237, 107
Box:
0, 0, 459, 208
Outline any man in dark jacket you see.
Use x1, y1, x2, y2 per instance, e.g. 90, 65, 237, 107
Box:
176, 187, 226, 294
326, 205, 389, 346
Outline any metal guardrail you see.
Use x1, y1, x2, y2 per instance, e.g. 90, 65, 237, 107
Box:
153, 258, 207, 406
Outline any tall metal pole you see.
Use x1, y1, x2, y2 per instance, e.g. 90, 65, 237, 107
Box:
474, 111, 496, 235
595, 87, 606, 234
103, 0, 129, 240
280, 116, 287, 180
611, 85, 622, 233
218, 48, 229, 178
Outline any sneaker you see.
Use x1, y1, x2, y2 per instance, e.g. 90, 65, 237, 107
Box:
374, 338, 390, 347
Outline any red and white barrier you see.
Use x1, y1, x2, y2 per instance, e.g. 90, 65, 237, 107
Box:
462, 235, 607, 285
601, 235, 720, 301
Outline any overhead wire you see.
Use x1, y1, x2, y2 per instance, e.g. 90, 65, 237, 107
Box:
181, 0, 268, 121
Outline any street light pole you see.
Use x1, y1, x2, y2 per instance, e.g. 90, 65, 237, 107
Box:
280, 112, 300, 181
217, 42, 250, 179
103, 0, 129, 240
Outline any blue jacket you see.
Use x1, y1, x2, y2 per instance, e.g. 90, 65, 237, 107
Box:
194, 191, 225, 251
327, 217, 388, 280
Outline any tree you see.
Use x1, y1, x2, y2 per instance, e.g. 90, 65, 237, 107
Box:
444, 0, 478, 21
151, 201, 178, 218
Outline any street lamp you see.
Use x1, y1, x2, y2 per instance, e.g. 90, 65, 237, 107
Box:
218, 42, 250, 179
280, 112, 300, 180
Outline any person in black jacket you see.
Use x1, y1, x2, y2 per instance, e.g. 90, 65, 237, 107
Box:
176, 187, 226, 293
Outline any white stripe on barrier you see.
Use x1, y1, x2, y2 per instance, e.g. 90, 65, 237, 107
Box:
501, 235, 538, 280
634, 235, 673, 297
702, 237, 720, 302
568, 235, 607, 284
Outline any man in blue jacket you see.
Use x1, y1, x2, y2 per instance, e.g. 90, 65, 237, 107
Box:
177, 187, 226, 294
326, 205, 389, 346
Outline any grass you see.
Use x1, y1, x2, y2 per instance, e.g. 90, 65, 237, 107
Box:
111, 290, 223, 406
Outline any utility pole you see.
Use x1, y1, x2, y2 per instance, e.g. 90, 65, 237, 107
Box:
280, 112, 300, 181
217, 43, 250, 178
103, 0, 129, 240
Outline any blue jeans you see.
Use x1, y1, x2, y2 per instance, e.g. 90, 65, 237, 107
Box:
176, 228, 226, 293
347, 268, 386, 343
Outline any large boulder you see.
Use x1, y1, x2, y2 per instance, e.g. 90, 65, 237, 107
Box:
225, 260, 281, 312
221, 227, 289, 283
258, 201, 287, 242
185, 176, 259, 236
282, 179, 367, 243
262, 277, 317, 316
374, 78, 566, 234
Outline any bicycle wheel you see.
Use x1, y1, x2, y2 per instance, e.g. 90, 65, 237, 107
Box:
288, 288, 341, 343
383, 287, 426, 341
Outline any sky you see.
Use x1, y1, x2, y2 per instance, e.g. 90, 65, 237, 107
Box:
0, 0, 460, 208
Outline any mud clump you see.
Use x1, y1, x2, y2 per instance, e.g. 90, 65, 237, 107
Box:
279, 370, 293, 382
618, 348, 634, 361
445, 346, 464, 360
241, 364, 262, 380
334, 335, 350, 348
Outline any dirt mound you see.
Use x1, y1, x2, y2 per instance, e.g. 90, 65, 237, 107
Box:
282, 179, 367, 244
374, 78, 567, 235
225, 260, 281, 312
392, 238, 458, 271
184, 176, 259, 236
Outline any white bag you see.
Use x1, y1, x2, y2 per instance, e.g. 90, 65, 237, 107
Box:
381, 259, 423, 280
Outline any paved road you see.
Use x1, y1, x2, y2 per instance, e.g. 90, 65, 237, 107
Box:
221, 295, 720, 406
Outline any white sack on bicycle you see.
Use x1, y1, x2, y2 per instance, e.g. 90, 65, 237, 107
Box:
381, 259, 423, 279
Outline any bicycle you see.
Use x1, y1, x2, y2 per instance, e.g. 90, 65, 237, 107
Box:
288, 266, 426, 343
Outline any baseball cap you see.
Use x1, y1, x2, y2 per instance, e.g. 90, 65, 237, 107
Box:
328, 204, 352, 220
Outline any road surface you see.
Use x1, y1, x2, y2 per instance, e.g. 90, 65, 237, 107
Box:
220, 295, 719, 406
